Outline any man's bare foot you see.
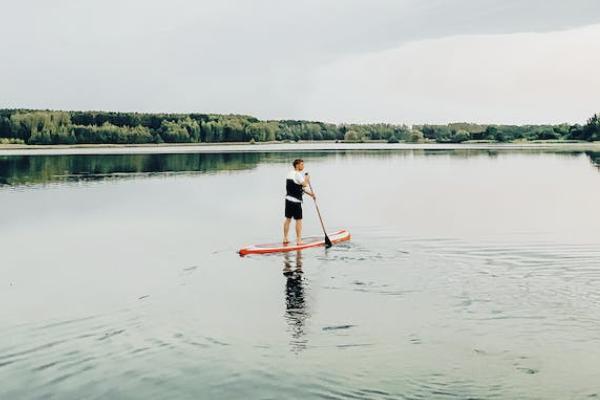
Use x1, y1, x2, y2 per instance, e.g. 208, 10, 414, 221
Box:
283, 239, 290, 245
297, 240, 304, 245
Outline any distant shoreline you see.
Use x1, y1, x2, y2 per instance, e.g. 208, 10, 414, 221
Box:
1, 141, 600, 156
3, 109, 599, 146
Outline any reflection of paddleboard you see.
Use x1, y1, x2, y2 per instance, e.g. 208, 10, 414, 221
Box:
239, 229, 351, 256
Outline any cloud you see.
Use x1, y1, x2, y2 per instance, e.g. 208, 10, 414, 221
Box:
301, 24, 600, 124
1, 0, 599, 123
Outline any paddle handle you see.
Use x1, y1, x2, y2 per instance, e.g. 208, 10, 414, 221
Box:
307, 179, 328, 238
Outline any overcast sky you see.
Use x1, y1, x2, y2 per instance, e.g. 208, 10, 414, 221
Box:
1, 0, 600, 124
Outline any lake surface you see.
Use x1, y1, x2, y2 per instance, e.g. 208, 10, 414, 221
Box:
1, 148, 600, 399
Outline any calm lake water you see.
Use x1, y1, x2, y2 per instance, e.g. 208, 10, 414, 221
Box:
1, 148, 600, 399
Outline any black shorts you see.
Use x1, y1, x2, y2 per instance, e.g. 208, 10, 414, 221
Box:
285, 200, 303, 220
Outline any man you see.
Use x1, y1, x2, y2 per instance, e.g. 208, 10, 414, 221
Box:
283, 159, 315, 245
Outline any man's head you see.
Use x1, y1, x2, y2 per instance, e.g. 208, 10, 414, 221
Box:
293, 159, 304, 171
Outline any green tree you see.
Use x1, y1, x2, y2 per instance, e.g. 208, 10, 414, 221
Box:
160, 121, 190, 143
406, 129, 424, 143
451, 130, 470, 143
178, 117, 201, 142
583, 113, 600, 141
344, 130, 361, 141
567, 124, 585, 141
535, 127, 560, 140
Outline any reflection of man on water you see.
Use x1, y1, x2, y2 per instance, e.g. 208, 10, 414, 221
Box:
283, 251, 308, 352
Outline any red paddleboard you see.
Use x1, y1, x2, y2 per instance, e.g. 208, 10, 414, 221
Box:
239, 229, 351, 256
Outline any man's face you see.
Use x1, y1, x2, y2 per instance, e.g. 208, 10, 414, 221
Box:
297, 162, 304, 171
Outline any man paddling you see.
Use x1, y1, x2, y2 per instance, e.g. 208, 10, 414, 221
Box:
283, 159, 315, 245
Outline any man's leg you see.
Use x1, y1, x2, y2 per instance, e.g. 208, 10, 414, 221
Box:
283, 218, 291, 244
295, 219, 303, 244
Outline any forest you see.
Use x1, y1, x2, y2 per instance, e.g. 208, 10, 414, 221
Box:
1, 109, 599, 145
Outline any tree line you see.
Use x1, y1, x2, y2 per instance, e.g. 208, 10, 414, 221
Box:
1, 109, 599, 145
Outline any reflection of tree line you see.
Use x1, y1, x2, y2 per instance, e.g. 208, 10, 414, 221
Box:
586, 152, 600, 170
2, 149, 600, 186
0, 151, 362, 186
0, 153, 299, 186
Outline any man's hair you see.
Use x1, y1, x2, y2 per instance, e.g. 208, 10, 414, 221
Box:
292, 159, 304, 168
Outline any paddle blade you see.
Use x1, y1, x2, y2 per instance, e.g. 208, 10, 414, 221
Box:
324, 235, 333, 248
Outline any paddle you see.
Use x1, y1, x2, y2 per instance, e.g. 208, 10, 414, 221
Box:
305, 173, 333, 248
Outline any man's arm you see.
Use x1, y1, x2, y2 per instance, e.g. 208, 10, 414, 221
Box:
302, 175, 315, 198
301, 173, 309, 187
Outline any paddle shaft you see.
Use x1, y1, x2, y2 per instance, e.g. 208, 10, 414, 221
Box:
306, 177, 332, 247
